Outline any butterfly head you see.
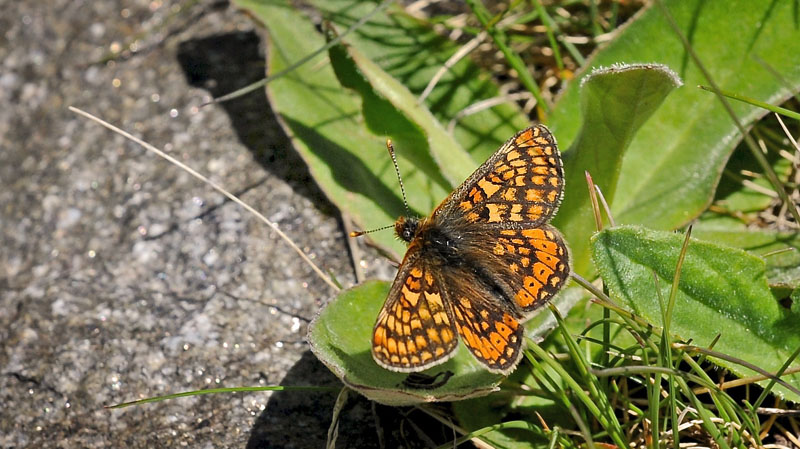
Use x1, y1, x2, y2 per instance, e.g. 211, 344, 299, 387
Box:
394, 216, 419, 243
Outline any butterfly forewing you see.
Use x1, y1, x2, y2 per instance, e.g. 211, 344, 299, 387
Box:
372, 246, 459, 372
436, 125, 564, 226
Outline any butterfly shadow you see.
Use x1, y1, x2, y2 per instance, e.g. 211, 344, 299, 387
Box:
245, 350, 370, 448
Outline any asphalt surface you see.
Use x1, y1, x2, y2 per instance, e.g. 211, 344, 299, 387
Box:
0, 1, 403, 446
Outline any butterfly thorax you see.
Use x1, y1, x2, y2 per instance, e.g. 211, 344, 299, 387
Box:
395, 215, 463, 266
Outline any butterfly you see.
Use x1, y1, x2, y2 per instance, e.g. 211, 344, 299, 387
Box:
371, 125, 570, 375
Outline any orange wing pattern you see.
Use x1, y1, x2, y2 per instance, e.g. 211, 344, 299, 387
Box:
372, 125, 569, 376
441, 272, 526, 374
437, 125, 564, 226
372, 248, 459, 372
486, 225, 569, 313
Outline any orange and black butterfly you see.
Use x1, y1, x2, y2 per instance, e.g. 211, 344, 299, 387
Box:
371, 125, 570, 375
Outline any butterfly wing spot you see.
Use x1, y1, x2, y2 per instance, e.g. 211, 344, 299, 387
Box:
495, 320, 514, 340
537, 251, 560, 269
516, 130, 535, 146
493, 242, 505, 255
526, 204, 543, 221
442, 327, 455, 343
521, 228, 545, 239
517, 276, 542, 308
468, 187, 484, 203
401, 286, 420, 307
532, 166, 551, 175
525, 188, 544, 202
425, 328, 441, 344
486, 203, 505, 222
477, 177, 501, 198
533, 262, 555, 284
531, 175, 546, 186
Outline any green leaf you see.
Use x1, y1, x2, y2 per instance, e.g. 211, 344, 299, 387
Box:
234, 0, 531, 256
549, 0, 800, 231
326, 26, 476, 190
551, 64, 681, 276
231, 0, 418, 255
308, 280, 504, 405
693, 217, 800, 290
308, 280, 585, 405
309, 0, 531, 163
592, 225, 800, 401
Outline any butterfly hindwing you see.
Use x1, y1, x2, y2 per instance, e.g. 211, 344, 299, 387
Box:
437, 268, 526, 374
478, 224, 570, 314
372, 246, 459, 372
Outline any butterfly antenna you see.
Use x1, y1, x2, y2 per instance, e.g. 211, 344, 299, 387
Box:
386, 139, 410, 216
349, 139, 408, 238
349, 223, 395, 237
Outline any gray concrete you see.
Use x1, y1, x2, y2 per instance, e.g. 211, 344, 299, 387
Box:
0, 1, 403, 446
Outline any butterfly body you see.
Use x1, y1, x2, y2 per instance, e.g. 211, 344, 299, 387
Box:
373, 125, 569, 375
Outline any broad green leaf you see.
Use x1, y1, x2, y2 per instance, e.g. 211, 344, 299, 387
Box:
234, 0, 531, 256
551, 64, 681, 276
233, 0, 424, 255
307, 280, 584, 405
308, 280, 504, 405
592, 225, 800, 401
693, 217, 800, 290
309, 0, 531, 163
326, 28, 476, 189
549, 0, 800, 232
